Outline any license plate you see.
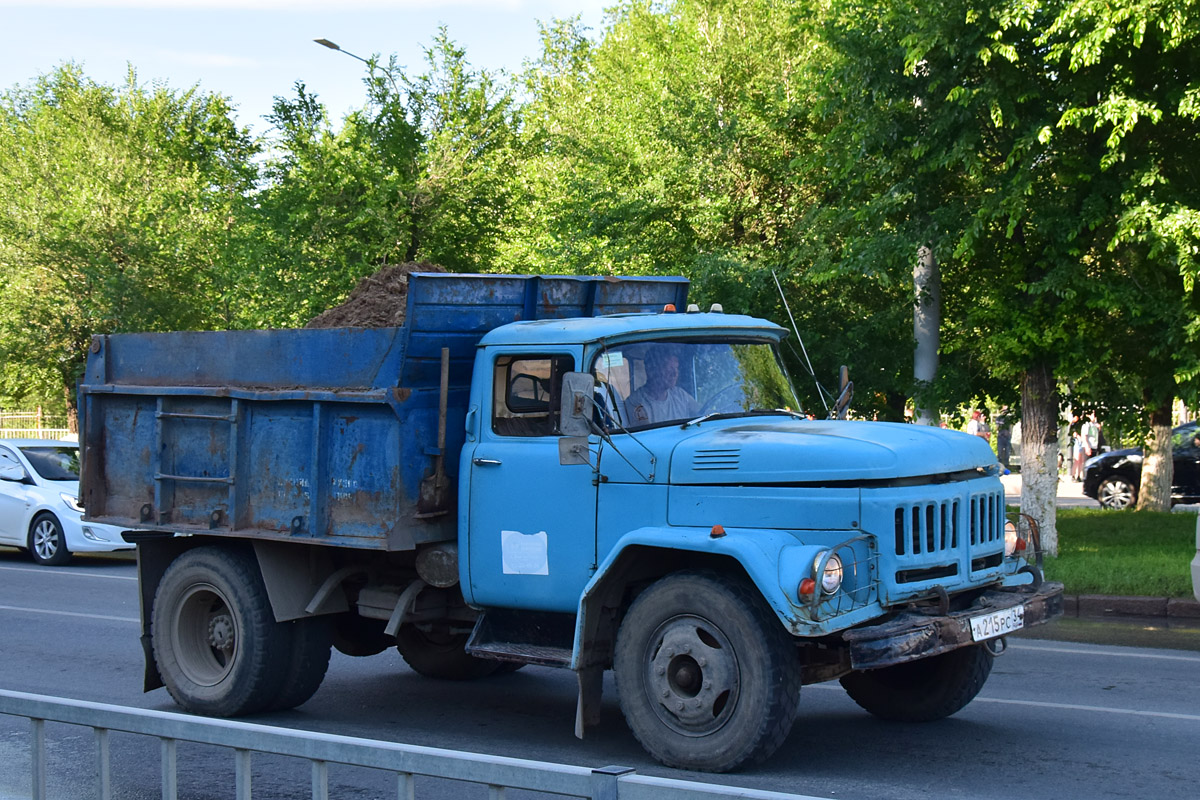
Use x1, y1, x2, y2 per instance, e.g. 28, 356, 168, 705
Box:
969, 605, 1025, 641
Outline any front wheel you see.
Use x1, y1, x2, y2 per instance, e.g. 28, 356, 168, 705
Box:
28, 514, 71, 566
152, 546, 290, 716
840, 644, 994, 722
1097, 476, 1136, 509
614, 571, 801, 772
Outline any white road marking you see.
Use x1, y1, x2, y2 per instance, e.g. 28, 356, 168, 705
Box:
808, 683, 1200, 721
0, 564, 136, 581
1009, 641, 1200, 663
973, 696, 1200, 722
0, 605, 138, 623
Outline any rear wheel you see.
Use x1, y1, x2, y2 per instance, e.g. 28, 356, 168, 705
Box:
28, 514, 71, 566
614, 571, 801, 772
1097, 476, 1136, 509
152, 546, 290, 716
266, 616, 333, 711
840, 644, 994, 722
395, 624, 500, 680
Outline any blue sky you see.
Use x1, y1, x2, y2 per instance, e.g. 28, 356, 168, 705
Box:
1, 1, 611, 135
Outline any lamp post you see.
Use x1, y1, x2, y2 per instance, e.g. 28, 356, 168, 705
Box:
313, 38, 401, 96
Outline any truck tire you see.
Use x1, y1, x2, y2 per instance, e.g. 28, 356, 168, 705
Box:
266, 616, 333, 711
395, 624, 500, 680
152, 546, 291, 717
840, 644, 994, 722
332, 613, 392, 657
613, 571, 802, 772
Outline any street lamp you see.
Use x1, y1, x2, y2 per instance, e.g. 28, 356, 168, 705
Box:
313, 38, 400, 96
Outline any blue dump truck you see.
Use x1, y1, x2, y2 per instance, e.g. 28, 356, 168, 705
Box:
80, 273, 1062, 772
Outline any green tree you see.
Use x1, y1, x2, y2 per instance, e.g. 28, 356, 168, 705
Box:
0, 64, 258, 423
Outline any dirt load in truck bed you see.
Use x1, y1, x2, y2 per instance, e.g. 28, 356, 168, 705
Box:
305, 262, 446, 329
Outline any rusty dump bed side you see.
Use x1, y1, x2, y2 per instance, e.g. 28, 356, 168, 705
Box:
79, 273, 688, 551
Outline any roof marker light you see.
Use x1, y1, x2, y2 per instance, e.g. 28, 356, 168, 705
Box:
663, 303, 676, 312
687, 303, 700, 313
710, 303, 724, 313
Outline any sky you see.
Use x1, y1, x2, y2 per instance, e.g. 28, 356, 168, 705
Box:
1, 1, 611, 135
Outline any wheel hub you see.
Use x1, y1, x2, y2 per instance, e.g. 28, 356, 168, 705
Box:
207, 613, 235, 652
646, 617, 739, 735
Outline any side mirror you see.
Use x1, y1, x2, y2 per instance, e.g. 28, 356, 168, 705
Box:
0, 464, 26, 482
560, 372, 596, 437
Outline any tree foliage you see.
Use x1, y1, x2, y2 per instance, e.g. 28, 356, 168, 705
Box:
0, 64, 257, 415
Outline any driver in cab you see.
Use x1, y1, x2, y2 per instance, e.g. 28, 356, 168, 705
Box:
626, 346, 699, 426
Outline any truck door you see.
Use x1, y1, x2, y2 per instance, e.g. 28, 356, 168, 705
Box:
466, 351, 598, 612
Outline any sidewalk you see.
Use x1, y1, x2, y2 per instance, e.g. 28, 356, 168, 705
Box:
999, 470, 1200, 622
1000, 471, 1097, 508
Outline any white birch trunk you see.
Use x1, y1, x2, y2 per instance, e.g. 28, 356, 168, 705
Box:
913, 245, 939, 426
1020, 365, 1058, 556
1137, 412, 1173, 511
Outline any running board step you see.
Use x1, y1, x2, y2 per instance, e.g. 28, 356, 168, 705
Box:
466, 609, 576, 668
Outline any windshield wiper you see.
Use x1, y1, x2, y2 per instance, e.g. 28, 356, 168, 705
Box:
681, 408, 806, 429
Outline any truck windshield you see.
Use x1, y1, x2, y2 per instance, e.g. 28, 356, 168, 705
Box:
591, 340, 801, 430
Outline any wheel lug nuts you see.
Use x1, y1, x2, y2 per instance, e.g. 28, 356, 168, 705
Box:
676, 701, 684, 711
698, 657, 707, 666
657, 666, 666, 675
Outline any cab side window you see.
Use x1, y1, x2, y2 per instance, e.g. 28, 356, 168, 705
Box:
492, 354, 575, 437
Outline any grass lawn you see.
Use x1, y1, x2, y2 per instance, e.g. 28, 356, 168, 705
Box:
1041, 507, 1197, 597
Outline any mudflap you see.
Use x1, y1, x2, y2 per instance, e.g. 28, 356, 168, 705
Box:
841, 581, 1064, 671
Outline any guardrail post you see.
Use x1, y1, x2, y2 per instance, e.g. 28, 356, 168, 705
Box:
235, 748, 252, 799
96, 727, 112, 800
31, 717, 46, 800
312, 759, 329, 800
591, 765, 635, 800
397, 771, 414, 800
161, 737, 177, 800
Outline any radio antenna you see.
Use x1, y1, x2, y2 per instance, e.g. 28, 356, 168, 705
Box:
772, 270, 829, 415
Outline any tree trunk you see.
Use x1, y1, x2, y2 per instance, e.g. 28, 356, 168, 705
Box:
1137, 403, 1173, 511
63, 381, 79, 436
1020, 362, 1058, 556
912, 244, 939, 426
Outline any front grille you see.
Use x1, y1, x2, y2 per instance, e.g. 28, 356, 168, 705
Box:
893, 500, 959, 556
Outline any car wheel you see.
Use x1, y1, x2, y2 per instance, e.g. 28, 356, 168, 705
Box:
28, 513, 71, 566
1097, 476, 1136, 509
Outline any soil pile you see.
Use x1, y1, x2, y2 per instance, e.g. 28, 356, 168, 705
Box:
305, 262, 447, 329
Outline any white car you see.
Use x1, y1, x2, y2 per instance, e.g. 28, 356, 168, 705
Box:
0, 438, 134, 565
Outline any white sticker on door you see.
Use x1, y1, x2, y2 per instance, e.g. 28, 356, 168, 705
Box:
501, 529, 549, 575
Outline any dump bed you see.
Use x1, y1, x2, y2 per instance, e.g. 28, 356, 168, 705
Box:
80, 273, 688, 550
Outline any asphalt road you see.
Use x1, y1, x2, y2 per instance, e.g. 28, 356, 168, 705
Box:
1, 549, 1198, 800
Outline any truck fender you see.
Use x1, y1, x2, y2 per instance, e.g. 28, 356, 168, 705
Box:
570, 526, 826, 672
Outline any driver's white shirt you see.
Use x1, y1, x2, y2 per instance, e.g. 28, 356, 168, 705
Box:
625, 386, 699, 425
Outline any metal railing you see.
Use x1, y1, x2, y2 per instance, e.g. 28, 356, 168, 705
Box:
0, 411, 72, 441
0, 690, 823, 800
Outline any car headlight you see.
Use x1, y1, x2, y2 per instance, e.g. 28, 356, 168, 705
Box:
60, 493, 84, 513
814, 551, 843, 595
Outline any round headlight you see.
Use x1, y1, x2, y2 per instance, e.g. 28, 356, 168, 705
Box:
813, 551, 844, 595
1004, 520, 1018, 557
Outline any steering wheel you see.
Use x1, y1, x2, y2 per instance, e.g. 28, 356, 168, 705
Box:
699, 383, 744, 415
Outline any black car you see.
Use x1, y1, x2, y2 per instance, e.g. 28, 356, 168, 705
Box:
1082, 422, 1200, 509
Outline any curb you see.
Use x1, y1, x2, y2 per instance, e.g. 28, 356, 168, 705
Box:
1062, 595, 1200, 620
